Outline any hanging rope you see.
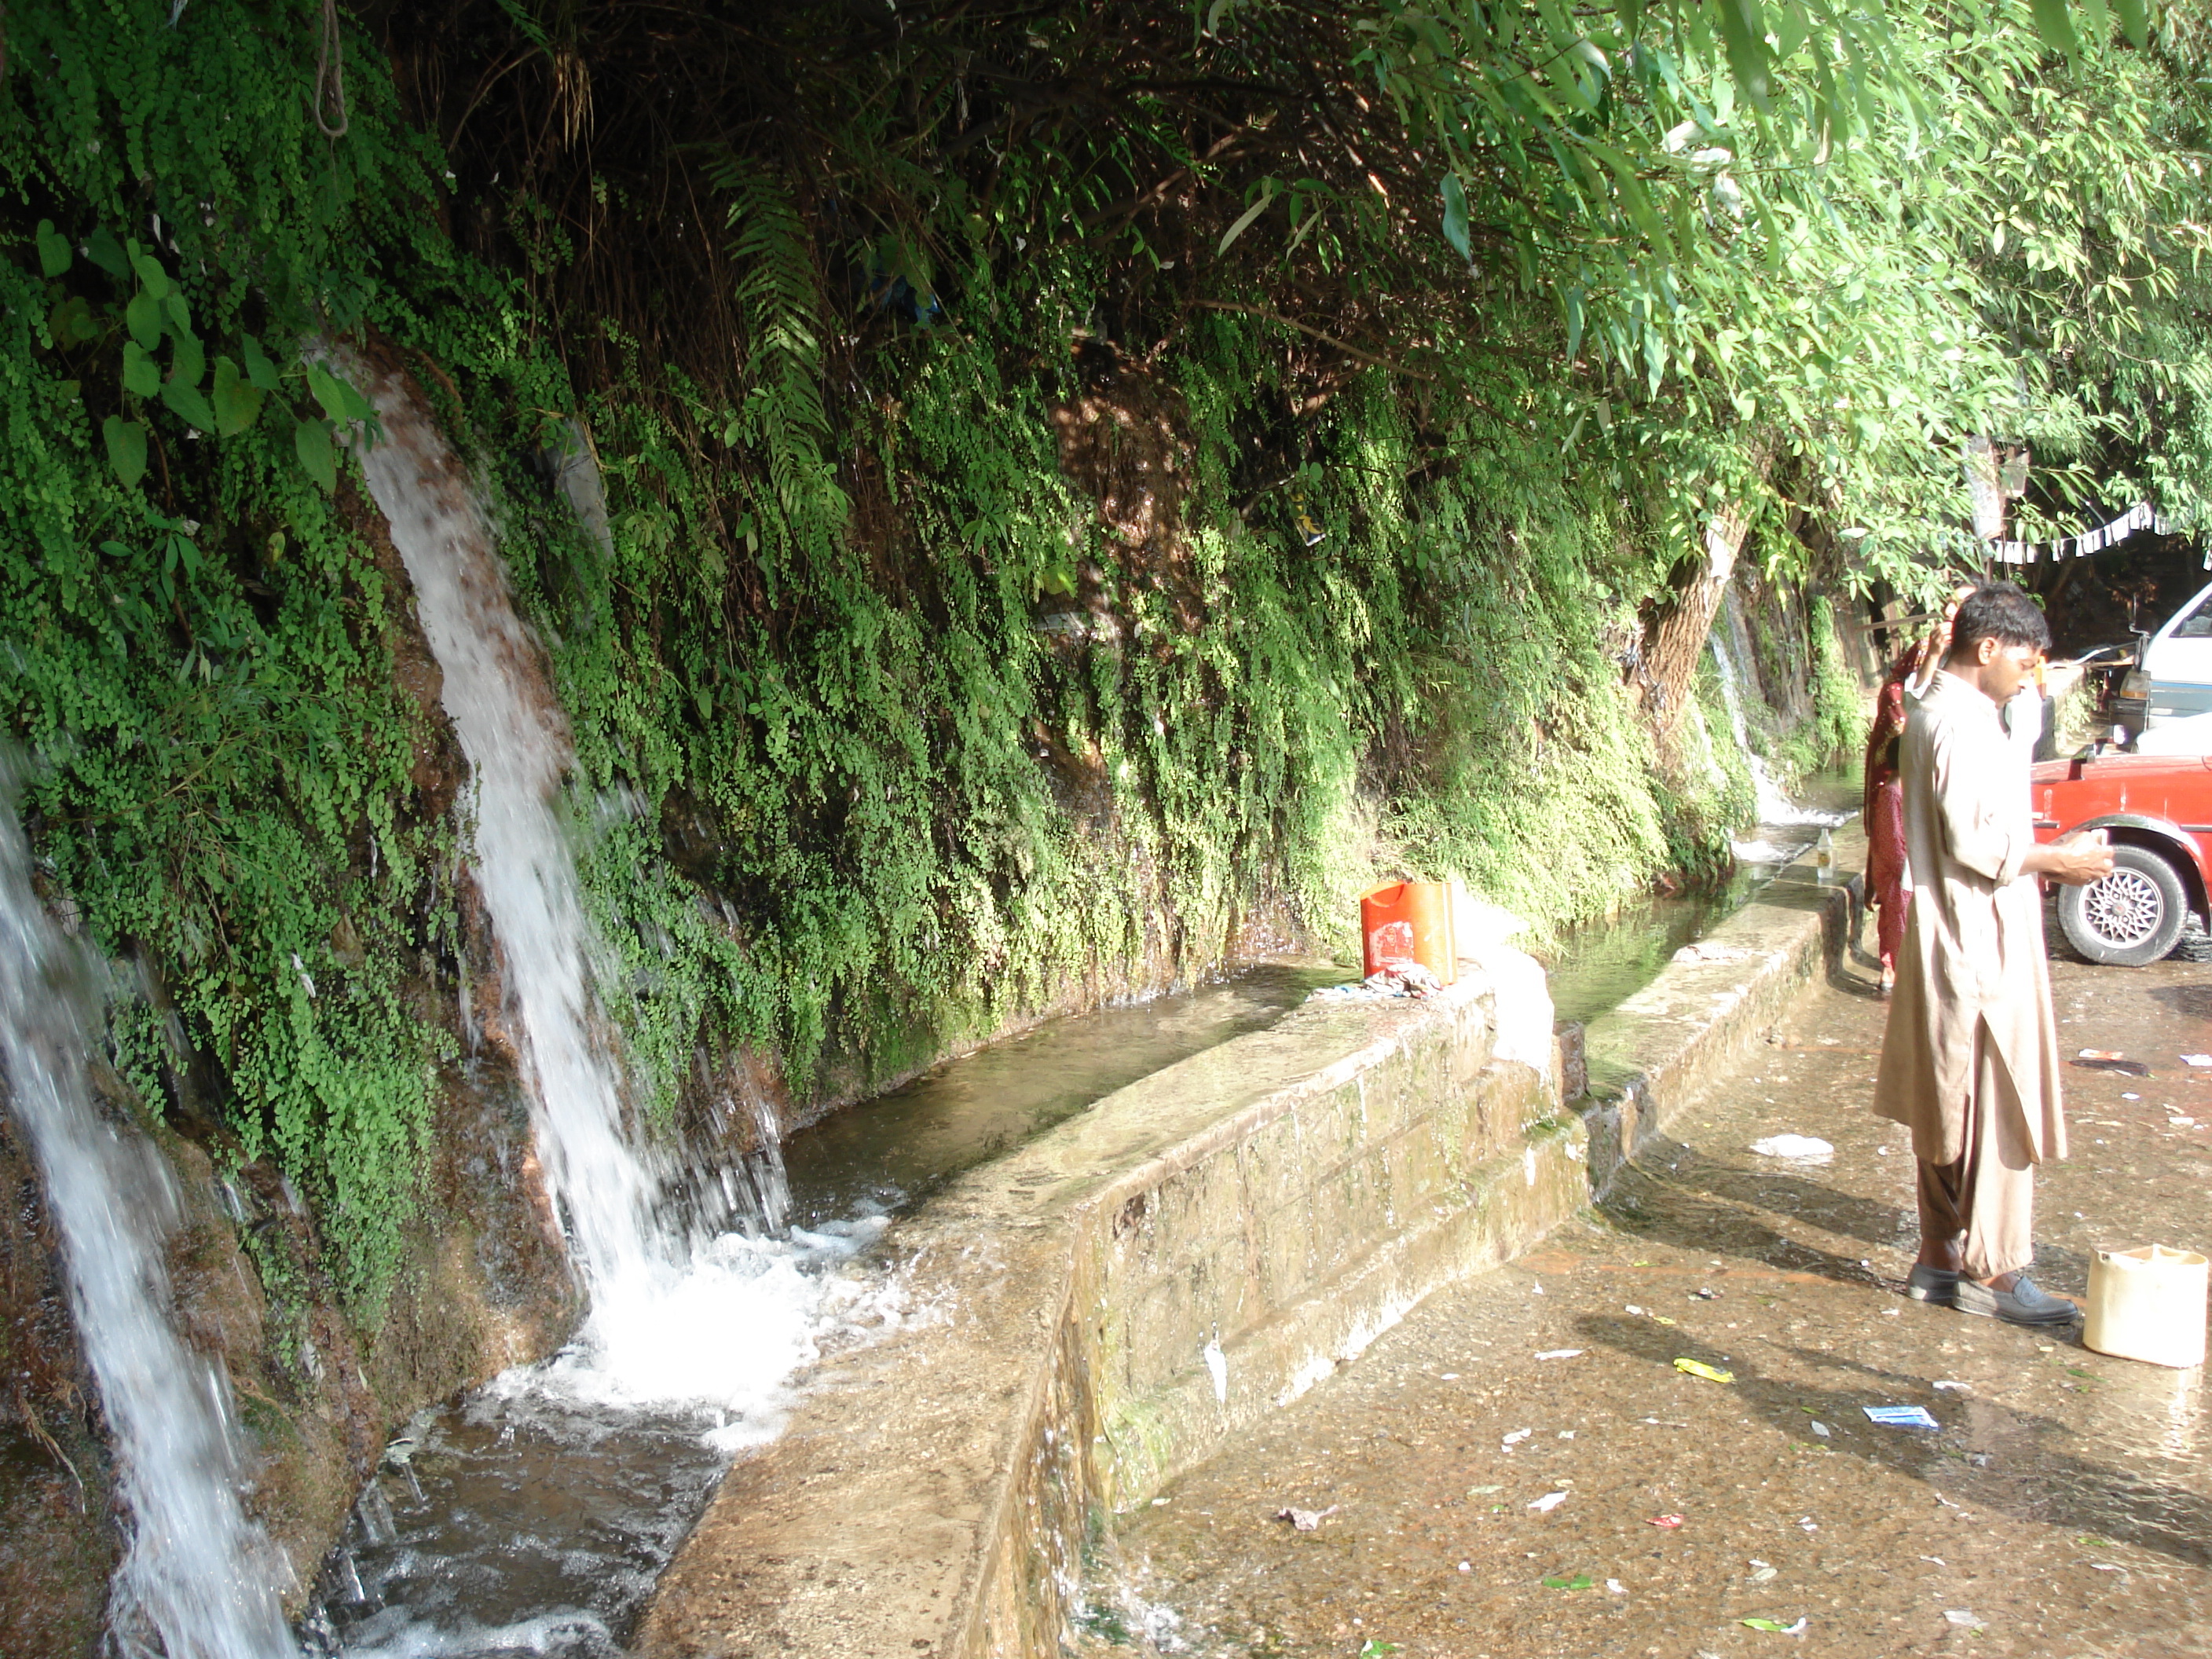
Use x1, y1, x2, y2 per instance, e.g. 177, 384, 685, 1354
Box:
310, 0, 348, 139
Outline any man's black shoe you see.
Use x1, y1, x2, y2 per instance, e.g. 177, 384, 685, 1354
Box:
1906, 1264, 1962, 1304
1954, 1273, 2079, 1327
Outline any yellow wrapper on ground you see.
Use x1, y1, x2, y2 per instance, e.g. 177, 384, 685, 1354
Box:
1674, 1357, 1735, 1383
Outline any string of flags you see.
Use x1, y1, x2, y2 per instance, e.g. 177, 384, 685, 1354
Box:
1989, 500, 2170, 566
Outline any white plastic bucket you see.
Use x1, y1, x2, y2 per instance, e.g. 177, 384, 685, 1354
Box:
2083, 1244, 2210, 1369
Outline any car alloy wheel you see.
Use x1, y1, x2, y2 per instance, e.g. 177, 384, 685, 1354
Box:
2084, 866, 2163, 947
2059, 842, 2191, 967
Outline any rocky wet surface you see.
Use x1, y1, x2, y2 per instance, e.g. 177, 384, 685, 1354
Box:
1090, 947, 2212, 1657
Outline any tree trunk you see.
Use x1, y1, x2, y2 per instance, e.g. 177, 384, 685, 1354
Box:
1632, 507, 1749, 740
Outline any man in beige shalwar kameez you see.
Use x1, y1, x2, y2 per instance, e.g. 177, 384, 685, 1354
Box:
1873, 584, 2112, 1326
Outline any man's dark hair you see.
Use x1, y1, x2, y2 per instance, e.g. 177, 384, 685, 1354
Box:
1947, 581, 2050, 661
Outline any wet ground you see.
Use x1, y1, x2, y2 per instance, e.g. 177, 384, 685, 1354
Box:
1097, 941, 2212, 1657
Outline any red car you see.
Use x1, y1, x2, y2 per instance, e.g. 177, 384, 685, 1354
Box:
2031, 752, 2212, 964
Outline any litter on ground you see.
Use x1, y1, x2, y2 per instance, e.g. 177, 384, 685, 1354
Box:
1275, 1504, 1339, 1531
1674, 1357, 1736, 1383
1750, 1134, 1834, 1162
2074, 1050, 2152, 1076
1648, 1514, 1686, 1528
1864, 1404, 1941, 1429
1944, 1610, 1987, 1629
1534, 1348, 1584, 1360
2183, 1054, 2212, 1068
1741, 1616, 1807, 1635
1310, 961, 1445, 1002
1529, 1491, 1569, 1513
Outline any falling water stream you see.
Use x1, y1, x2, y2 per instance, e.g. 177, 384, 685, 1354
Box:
0, 787, 296, 1659
1708, 619, 1853, 855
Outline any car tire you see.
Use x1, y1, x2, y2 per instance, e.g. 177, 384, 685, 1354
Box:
2058, 844, 2192, 966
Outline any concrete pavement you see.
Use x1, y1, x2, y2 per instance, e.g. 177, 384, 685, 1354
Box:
1091, 945, 2212, 1657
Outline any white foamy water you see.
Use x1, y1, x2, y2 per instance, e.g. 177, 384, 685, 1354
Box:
507, 1216, 898, 1446
344, 355, 830, 1420
0, 788, 296, 1659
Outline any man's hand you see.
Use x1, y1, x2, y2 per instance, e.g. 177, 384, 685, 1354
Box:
2027, 829, 2117, 887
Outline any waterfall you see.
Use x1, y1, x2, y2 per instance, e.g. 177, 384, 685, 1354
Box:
344, 355, 840, 1423
1708, 624, 1848, 830
0, 789, 296, 1659
346, 359, 661, 1294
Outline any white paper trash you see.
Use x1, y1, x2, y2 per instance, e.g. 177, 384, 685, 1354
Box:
2084, 1244, 2209, 1369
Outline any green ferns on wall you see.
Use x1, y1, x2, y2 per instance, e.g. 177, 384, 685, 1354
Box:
0, 0, 463, 1311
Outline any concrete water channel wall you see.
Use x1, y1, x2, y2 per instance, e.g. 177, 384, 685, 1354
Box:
639, 837, 1865, 1659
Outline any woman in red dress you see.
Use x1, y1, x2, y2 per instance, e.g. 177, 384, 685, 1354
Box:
1863, 588, 1972, 992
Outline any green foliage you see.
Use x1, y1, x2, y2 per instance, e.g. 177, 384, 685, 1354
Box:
0, 0, 458, 1312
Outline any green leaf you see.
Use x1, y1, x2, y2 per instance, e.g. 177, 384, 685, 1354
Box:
121, 341, 161, 399
83, 225, 127, 280
47, 295, 97, 348
335, 373, 376, 426
305, 362, 353, 426
1218, 181, 1277, 255
169, 331, 206, 389
1715, 0, 1772, 112
35, 220, 72, 278
211, 357, 264, 437
1441, 173, 1471, 260
1741, 1617, 1803, 1633
125, 290, 163, 350
2029, 0, 2081, 56
1542, 1573, 1596, 1590
159, 378, 218, 432
2114, 0, 2148, 46
295, 415, 338, 489
102, 416, 148, 489
163, 291, 192, 337
240, 335, 281, 391
130, 251, 170, 298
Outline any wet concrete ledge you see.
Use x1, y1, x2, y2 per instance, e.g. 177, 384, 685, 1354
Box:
1578, 826, 1867, 1192
638, 959, 1578, 1659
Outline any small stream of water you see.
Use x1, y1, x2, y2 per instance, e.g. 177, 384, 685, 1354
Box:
0, 786, 295, 1659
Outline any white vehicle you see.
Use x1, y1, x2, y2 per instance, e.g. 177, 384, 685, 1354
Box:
2135, 708, 2212, 755
2136, 577, 2212, 729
